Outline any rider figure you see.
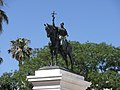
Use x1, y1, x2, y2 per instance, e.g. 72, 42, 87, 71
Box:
58, 22, 68, 46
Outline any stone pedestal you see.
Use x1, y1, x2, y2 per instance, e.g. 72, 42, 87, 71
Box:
27, 66, 91, 90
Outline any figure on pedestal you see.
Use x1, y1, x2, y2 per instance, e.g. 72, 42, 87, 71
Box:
44, 11, 73, 70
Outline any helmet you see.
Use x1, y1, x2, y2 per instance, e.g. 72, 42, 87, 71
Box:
60, 22, 64, 26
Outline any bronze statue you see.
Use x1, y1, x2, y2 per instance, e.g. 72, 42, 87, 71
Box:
44, 11, 73, 70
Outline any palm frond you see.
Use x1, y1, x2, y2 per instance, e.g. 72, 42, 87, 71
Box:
0, 10, 8, 24
0, 57, 3, 64
0, 0, 4, 6
8, 49, 11, 53
0, 10, 8, 33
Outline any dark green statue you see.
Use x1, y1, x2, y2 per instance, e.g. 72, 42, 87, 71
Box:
44, 11, 73, 70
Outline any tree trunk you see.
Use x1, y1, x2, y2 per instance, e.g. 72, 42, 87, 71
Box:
18, 61, 22, 90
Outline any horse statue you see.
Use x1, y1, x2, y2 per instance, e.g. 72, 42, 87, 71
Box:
44, 23, 73, 70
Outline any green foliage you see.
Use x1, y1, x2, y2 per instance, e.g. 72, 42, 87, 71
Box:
88, 70, 120, 90
1, 41, 120, 89
0, 71, 33, 90
70, 41, 120, 90
22, 41, 120, 89
0, 71, 18, 90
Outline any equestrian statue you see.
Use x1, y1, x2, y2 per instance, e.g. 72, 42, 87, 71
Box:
44, 11, 73, 70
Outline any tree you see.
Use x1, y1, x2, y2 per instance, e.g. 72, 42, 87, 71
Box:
8, 38, 32, 67
8, 38, 32, 89
0, 71, 18, 90
22, 41, 120, 89
0, 0, 8, 33
3, 41, 119, 89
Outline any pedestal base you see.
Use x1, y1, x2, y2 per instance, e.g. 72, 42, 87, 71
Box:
27, 66, 91, 90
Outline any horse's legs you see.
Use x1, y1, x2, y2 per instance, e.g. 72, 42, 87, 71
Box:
49, 43, 55, 66
55, 40, 60, 66
60, 51, 68, 69
65, 57, 68, 69
67, 43, 73, 71
68, 53, 73, 71
50, 49, 54, 66
55, 54, 58, 66
54, 47, 58, 66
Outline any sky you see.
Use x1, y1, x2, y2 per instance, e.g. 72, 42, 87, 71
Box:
0, 0, 120, 76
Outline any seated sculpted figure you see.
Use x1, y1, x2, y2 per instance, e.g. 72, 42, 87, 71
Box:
58, 22, 68, 48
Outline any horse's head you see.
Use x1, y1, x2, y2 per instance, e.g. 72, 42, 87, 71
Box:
44, 23, 59, 47
44, 23, 52, 37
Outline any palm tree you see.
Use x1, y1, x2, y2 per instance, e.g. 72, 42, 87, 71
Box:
8, 38, 32, 68
0, 0, 8, 33
0, 9, 8, 33
0, 0, 8, 65
8, 38, 32, 89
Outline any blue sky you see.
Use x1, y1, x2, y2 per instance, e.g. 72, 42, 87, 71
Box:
0, 0, 120, 76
